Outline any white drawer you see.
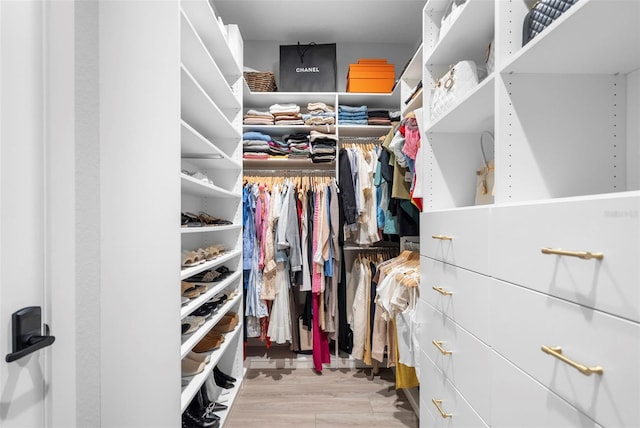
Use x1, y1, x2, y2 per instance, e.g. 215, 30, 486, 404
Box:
490, 193, 640, 322
421, 256, 490, 342
420, 351, 490, 428
422, 303, 491, 423
490, 351, 604, 428
420, 206, 491, 273
489, 279, 640, 428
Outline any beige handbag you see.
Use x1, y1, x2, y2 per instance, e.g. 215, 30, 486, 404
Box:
298, 317, 313, 351
475, 131, 495, 205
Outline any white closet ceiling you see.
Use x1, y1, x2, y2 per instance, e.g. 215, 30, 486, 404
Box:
214, 0, 425, 44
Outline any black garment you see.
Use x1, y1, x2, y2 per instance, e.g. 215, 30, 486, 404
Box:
389, 198, 419, 237
338, 148, 357, 225
338, 255, 353, 355
378, 148, 394, 184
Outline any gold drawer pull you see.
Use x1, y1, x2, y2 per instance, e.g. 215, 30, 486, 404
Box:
432, 399, 453, 418
541, 345, 603, 376
432, 340, 453, 355
432, 286, 453, 296
541, 247, 604, 260
432, 234, 453, 241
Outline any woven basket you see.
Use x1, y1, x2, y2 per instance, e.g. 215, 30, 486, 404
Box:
244, 71, 277, 92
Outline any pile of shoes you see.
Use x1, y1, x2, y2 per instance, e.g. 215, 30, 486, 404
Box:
181, 266, 235, 306
182, 383, 228, 428
181, 244, 227, 269
181, 211, 233, 228
181, 351, 211, 379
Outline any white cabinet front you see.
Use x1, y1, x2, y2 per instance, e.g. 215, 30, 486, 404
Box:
420, 206, 491, 274
489, 278, 640, 428
420, 350, 489, 428
490, 193, 640, 322
490, 351, 604, 428
422, 302, 491, 423
421, 255, 490, 342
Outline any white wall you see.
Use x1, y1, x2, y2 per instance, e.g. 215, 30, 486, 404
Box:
99, 1, 181, 426
244, 40, 416, 92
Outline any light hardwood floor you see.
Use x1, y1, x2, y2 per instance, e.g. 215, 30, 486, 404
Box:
226, 367, 418, 428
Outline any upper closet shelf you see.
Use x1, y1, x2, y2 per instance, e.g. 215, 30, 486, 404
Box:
242, 124, 336, 135
243, 86, 337, 108
338, 125, 393, 138
181, 173, 240, 199
402, 43, 424, 84
424, 0, 494, 66
243, 158, 336, 171
181, 121, 241, 169
503, 0, 639, 75
180, 2, 241, 79
427, 75, 494, 133
403, 92, 423, 115
181, 11, 241, 113
181, 67, 240, 143
181, 224, 242, 235
337, 90, 400, 109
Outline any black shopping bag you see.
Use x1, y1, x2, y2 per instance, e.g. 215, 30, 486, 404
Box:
279, 42, 337, 92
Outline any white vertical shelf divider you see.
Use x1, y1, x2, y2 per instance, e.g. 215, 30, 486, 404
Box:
179, 0, 244, 420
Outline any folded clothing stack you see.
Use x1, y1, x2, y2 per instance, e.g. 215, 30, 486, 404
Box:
302, 102, 336, 126
270, 103, 304, 126
284, 132, 311, 159
367, 109, 391, 126
338, 104, 368, 125
243, 109, 274, 125
310, 130, 338, 163
243, 131, 271, 156
267, 138, 290, 157
389, 110, 402, 122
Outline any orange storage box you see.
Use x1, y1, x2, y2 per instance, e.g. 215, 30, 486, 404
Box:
346, 58, 395, 93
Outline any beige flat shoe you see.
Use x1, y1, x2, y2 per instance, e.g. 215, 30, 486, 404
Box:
181, 357, 205, 377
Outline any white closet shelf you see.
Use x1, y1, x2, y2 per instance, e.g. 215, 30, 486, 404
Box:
426, 75, 495, 133
180, 224, 242, 235
243, 85, 337, 108
180, 328, 244, 413
403, 44, 424, 83
402, 92, 423, 115
338, 125, 393, 137
425, 0, 494, 67
180, 291, 243, 359
181, 270, 242, 320
337, 90, 400, 109
181, 67, 240, 143
180, 249, 242, 281
503, 0, 639, 75
181, 12, 241, 113
242, 124, 336, 135
181, 174, 239, 199
181, 121, 240, 168
243, 158, 336, 170
179, 3, 241, 79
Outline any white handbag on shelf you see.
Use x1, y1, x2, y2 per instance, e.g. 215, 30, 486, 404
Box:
439, 0, 467, 41
430, 60, 481, 121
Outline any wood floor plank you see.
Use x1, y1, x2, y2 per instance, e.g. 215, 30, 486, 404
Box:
226, 367, 418, 427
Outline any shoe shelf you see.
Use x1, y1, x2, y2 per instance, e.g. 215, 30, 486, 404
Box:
426, 74, 495, 133
180, 325, 244, 412
181, 270, 242, 319
208, 369, 246, 427
181, 224, 242, 235
502, 0, 639, 75
181, 66, 240, 144
180, 291, 243, 359
181, 121, 240, 165
180, 249, 242, 281
180, 11, 241, 115
180, 2, 242, 80
181, 173, 240, 199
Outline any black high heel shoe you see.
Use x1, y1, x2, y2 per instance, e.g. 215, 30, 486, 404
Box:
213, 366, 236, 383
